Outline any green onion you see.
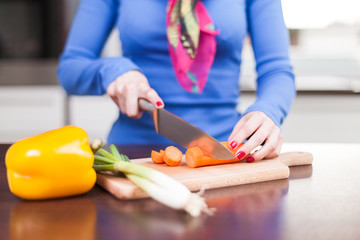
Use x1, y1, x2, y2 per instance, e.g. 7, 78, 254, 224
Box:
91, 140, 214, 217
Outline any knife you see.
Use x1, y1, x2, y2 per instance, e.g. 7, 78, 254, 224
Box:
139, 98, 235, 160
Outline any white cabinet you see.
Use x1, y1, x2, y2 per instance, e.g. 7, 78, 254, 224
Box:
281, 93, 360, 143
0, 86, 66, 143
0, 86, 118, 143
68, 95, 118, 142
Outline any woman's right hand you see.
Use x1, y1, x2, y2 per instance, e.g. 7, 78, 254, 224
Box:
107, 70, 164, 119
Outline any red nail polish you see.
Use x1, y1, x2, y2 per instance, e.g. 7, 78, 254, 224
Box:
246, 156, 255, 163
236, 151, 245, 159
230, 141, 237, 149
156, 101, 163, 107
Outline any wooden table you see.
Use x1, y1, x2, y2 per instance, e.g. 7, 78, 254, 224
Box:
1, 143, 360, 240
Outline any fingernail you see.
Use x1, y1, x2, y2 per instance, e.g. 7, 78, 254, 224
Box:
236, 151, 246, 159
229, 141, 237, 149
246, 156, 255, 163
156, 101, 163, 107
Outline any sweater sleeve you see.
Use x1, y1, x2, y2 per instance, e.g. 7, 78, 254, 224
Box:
243, 0, 296, 126
57, 0, 141, 95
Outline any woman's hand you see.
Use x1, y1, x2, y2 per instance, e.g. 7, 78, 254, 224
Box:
107, 70, 164, 119
228, 111, 283, 162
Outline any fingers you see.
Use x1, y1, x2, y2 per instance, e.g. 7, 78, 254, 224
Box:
228, 112, 253, 140
125, 83, 141, 118
228, 111, 283, 162
248, 128, 283, 162
108, 81, 126, 113
139, 84, 164, 109
234, 122, 272, 161
263, 133, 283, 159
107, 70, 164, 119
228, 112, 264, 150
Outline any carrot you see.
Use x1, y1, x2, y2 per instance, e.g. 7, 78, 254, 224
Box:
151, 150, 165, 164
220, 141, 245, 154
185, 141, 244, 168
164, 146, 183, 166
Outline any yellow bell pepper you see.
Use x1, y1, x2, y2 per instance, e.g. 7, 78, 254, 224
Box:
6, 126, 96, 200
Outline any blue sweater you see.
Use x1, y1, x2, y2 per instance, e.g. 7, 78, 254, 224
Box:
58, 0, 295, 144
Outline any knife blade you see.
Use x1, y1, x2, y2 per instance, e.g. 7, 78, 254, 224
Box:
139, 99, 235, 160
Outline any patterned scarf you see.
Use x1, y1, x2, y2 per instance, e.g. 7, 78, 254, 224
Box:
166, 0, 219, 93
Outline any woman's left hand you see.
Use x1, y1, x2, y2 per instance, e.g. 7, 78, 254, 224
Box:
227, 111, 283, 162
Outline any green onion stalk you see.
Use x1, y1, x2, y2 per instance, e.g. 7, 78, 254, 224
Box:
91, 139, 215, 217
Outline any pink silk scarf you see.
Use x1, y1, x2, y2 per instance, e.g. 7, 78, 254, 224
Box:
166, 0, 219, 93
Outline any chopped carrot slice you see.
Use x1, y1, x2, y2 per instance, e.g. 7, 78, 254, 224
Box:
185, 141, 244, 168
151, 150, 165, 164
164, 146, 183, 166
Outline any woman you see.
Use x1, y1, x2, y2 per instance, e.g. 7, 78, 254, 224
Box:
57, 0, 296, 163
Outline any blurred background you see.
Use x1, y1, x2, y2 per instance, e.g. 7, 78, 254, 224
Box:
0, 0, 359, 143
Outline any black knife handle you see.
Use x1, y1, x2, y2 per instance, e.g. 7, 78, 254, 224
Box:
139, 98, 155, 114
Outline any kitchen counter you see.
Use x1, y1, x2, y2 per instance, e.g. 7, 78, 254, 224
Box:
1, 143, 360, 240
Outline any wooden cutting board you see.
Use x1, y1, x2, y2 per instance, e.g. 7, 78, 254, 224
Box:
96, 151, 313, 199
